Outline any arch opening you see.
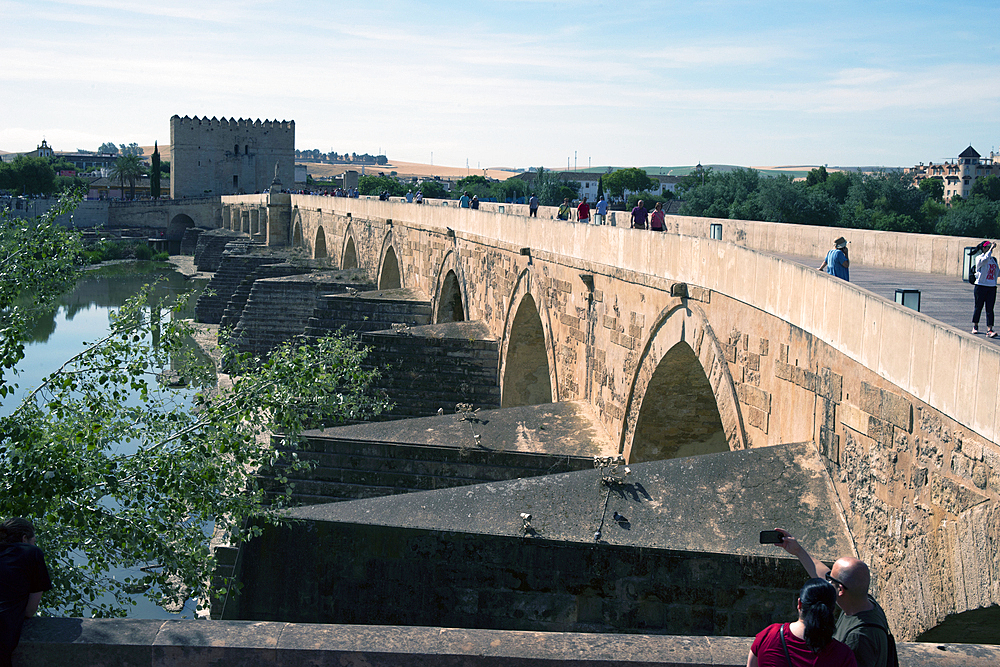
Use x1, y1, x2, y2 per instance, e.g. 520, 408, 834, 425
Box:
292, 219, 303, 247
166, 214, 195, 240
915, 605, 1000, 645
378, 246, 401, 289
314, 226, 328, 259
630, 341, 727, 462
342, 237, 359, 269
501, 294, 551, 407
436, 270, 465, 323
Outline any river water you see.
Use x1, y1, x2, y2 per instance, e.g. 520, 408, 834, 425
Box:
2, 261, 210, 618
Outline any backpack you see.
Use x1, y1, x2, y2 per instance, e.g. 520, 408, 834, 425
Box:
858, 622, 899, 667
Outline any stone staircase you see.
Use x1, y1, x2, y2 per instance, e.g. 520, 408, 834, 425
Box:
261, 432, 595, 506
228, 269, 375, 360
179, 227, 203, 256
219, 263, 312, 332
194, 248, 284, 324
304, 288, 434, 336
193, 229, 249, 272
361, 321, 500, 420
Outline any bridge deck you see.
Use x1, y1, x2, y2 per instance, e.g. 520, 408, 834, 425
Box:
778, 252, 1000, 345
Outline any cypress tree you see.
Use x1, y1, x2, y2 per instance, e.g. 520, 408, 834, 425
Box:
150, 142, 161, 199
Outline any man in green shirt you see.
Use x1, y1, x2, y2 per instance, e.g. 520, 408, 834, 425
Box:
773, 528, 889, 667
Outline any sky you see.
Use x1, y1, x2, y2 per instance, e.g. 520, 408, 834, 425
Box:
2, 0, 999, 170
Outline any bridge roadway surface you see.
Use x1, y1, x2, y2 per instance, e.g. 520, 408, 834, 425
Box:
777, 252, 1000, 345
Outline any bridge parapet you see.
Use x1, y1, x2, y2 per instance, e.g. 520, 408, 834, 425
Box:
217, 193, 1000, 641
266, 195, 998, 447
16, 618, 1000, 667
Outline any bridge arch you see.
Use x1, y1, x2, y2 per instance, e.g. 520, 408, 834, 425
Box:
291, 209, 303, 248
432, 251, 466, 323
378, 245, 402, 289
166, 214, 195, 240
341, 232, 359, 270
500, 268, 558, 407
621, 303, 747, 462
314, 226, 328, 259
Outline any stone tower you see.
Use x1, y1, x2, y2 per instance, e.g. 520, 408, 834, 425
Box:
169, 116, 295, 199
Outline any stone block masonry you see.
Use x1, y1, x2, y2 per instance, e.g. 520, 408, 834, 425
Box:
17, 618, 999, 667
170, 115, 294, 199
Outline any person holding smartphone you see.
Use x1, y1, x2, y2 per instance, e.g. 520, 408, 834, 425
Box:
819, 237, 850, 281
971, 240, 998, 337
769, 529, 890, 667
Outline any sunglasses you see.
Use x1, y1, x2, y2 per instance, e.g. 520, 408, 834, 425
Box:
825, 572, 848, 591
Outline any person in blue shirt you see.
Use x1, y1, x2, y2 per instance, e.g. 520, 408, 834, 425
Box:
819, 237, 850, 281
595, 195, 609, 225
459, 192, 471, 208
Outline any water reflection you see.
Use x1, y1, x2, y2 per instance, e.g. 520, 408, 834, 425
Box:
26, 263, 202, 344
5, 262, 212, 619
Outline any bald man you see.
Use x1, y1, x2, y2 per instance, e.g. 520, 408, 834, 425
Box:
773, 529, 889, 667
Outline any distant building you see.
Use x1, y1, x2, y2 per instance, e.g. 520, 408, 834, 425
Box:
513, 170, 680, 202
170, 115, 295, 199
1, 139, 55, 162
1, 139, 122, 172
906, 145, 999, 203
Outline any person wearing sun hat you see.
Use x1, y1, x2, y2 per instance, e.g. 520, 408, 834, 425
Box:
819, 237, 850, 281
972, 240, 999, 337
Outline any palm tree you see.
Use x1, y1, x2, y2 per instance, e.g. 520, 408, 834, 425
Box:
110, 153, 146, 200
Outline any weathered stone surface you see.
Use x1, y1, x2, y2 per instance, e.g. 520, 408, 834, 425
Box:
17, 618, 1000, 667
229, 443, 853, 635
257, 401, 614, 506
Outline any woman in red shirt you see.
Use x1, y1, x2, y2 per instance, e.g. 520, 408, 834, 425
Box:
748, 579, 857, 667
649, 201, 666, 231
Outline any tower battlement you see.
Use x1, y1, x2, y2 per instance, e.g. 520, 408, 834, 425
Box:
169, 114, 295, 199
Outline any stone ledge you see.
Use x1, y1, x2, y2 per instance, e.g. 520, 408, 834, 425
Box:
17, 618, 1000, 667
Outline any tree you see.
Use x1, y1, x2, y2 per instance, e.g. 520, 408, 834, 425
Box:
805, 166, 829, 187
969, 175, 1000, 202
455, 175, 492, 200
935, 198, 1000, 238
98, 142, 119, 156
110, 153, 146, 200
0, 195, 390, 616
119, 143, 144, 157
532, 167, 579, 206
602, 168, 654, 205
416, 180, 449, 199
492, 178, 529, 203
918, 177, 945, 203
357, 174, 406, 197
150, 143, 161, 199
0, 156, 57, 195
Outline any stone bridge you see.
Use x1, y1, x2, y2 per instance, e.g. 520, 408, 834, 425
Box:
106, 196, 222, 239
216, 193, 999, 643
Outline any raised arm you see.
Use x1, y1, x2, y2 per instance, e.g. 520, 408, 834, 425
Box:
774, 528, 831, 579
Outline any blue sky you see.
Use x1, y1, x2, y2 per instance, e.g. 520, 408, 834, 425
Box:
2, 0, 998, 169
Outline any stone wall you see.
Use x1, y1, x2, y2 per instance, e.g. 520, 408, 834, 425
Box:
225, 519, 807, 636
170, 115, 294, 199
219, 194, 1000, 641
18, 618, 999, 667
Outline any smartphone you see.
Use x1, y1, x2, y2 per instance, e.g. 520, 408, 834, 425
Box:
759, 530, 784, 544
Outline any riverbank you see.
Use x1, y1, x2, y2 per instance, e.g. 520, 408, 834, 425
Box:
167, 255, 214, 280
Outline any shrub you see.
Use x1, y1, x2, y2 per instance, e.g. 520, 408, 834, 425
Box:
134, 244, 153, 260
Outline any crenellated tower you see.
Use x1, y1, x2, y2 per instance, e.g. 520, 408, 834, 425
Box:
169, 115, 295, 199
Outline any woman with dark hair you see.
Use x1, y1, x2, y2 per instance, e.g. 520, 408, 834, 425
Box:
0, 518, 52, 667
748, 578, 857, 667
